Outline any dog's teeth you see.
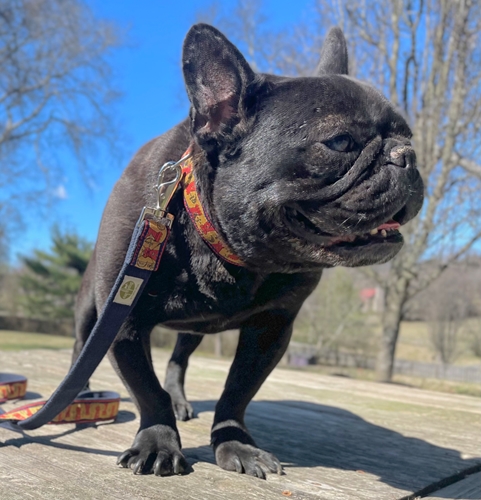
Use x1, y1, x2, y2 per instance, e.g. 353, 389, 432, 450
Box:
370, 229, 378, 235
381, 229, 387, 237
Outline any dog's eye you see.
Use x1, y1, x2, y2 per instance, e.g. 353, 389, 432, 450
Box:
325, 134, 354, 152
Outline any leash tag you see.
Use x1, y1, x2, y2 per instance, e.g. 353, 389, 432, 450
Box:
113, 275, 144, 306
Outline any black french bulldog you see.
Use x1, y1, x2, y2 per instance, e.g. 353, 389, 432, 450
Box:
73, 24, 423, 478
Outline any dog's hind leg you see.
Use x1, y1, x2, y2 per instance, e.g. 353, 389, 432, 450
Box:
164, 333, 203, 421
211, 310, 294, 479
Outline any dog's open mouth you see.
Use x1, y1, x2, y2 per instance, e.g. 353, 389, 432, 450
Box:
284, 207, 403, 248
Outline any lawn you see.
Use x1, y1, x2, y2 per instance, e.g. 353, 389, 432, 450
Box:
0, 326, 480, 398
0, 330, 75, 351
293, 363, 481, 398
397, 320, 481, 366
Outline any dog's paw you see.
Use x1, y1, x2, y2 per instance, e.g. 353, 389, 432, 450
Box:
117, 425, 188, 476
172, 400, 194, 421
215, 441, 283, 479
164, 378, 194, 421
118, 445, 187, 476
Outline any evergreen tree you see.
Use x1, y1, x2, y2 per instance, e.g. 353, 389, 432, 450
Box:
20, 227, 93, 319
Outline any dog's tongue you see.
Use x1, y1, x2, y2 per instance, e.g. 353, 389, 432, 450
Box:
377, 220, 400, 231
327, 219, 401, 246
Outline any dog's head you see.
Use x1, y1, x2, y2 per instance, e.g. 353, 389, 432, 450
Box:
182, 24, 424, 272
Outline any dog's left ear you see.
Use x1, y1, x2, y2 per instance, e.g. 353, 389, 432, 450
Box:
182, 24, 258, 148
314, 27, 349, 76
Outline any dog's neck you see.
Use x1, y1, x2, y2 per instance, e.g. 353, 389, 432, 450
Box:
180, 154, 244, 267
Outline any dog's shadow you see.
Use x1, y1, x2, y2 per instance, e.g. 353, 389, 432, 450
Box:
184, 399, 481, 493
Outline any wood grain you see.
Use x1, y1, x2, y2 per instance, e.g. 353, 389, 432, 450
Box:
0, 347, 480, 499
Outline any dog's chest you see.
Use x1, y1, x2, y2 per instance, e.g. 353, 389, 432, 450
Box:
140, 257, 317, 334
142, 260, 262, 332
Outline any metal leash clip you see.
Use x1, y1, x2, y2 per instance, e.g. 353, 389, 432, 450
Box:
137, 152, 192, 228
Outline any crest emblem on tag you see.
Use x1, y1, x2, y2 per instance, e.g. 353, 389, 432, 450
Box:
113, 276, 144, 306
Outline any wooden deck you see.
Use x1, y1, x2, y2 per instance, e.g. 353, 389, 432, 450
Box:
0, 347, 480, 499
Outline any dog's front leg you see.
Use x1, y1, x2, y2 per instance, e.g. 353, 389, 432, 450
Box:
109, 318, 187, 476
211, 310, 295, 479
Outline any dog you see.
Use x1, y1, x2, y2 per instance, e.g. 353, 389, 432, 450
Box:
73, 23, 424, 478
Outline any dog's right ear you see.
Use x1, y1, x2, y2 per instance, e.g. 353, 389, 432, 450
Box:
182, 24, 258, 148
314, 27, 349, 76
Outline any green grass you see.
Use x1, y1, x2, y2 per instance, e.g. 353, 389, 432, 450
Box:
1, 326, 480, 398
290, 364, 481, 397
0, 330, 74, 351
397, 320, 481, 366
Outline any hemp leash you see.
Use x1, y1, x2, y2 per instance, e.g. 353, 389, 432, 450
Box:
0, 373, 120, 425
0, 373, 27, 404
0, 148, 243, 430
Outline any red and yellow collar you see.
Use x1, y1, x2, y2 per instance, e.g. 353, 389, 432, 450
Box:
180, 155, 244, 267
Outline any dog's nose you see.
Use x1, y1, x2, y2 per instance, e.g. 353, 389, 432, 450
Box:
389, 145, 416, 169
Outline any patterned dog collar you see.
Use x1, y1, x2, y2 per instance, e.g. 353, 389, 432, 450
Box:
181, 155, 244, 267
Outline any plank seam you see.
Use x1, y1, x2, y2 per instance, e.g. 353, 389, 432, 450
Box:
399, 463, 481, 499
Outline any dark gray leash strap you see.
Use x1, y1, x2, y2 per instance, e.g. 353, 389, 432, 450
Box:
9, 154, 189, 430
13, 219, 166, 429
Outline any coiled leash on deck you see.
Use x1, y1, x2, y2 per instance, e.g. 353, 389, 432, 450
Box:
0, 378, 120, 426
0, 373, 27, 404
0, 148, 243, 430
1, 369, 120, 425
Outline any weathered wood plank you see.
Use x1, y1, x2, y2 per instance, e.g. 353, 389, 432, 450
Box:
427, 472, 481, 499
0, 347, 480, 499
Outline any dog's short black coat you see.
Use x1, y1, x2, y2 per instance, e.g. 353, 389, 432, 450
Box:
73, 24, 424, 478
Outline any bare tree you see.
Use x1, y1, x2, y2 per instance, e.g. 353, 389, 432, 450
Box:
424, 273, 470, 365
466, 321, 481, 358
428, 312, 463, 367
338, 0, 481, 380
0, 0, 121, 255
197, 0, 323, 76
202, 0, 481, 381
296, 268, 377, 360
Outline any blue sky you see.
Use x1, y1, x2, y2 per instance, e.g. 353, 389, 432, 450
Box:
11, 0, 314, 263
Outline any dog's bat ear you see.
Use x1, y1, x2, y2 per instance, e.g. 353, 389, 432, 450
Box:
314, 27, 348, 76
182, 24, 258, 145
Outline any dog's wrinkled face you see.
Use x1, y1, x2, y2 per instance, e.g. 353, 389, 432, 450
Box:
183, 25, 424, 272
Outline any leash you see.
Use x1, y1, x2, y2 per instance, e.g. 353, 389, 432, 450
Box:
2, 148, 242, 430
0, 373, 120, 425
0, 373, 27, 404
0, 390, 120, 425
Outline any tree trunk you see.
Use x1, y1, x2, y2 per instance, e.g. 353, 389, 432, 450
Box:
376, 277, 408, 382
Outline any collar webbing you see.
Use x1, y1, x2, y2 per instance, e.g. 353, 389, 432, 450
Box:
180, 154, 244, 267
